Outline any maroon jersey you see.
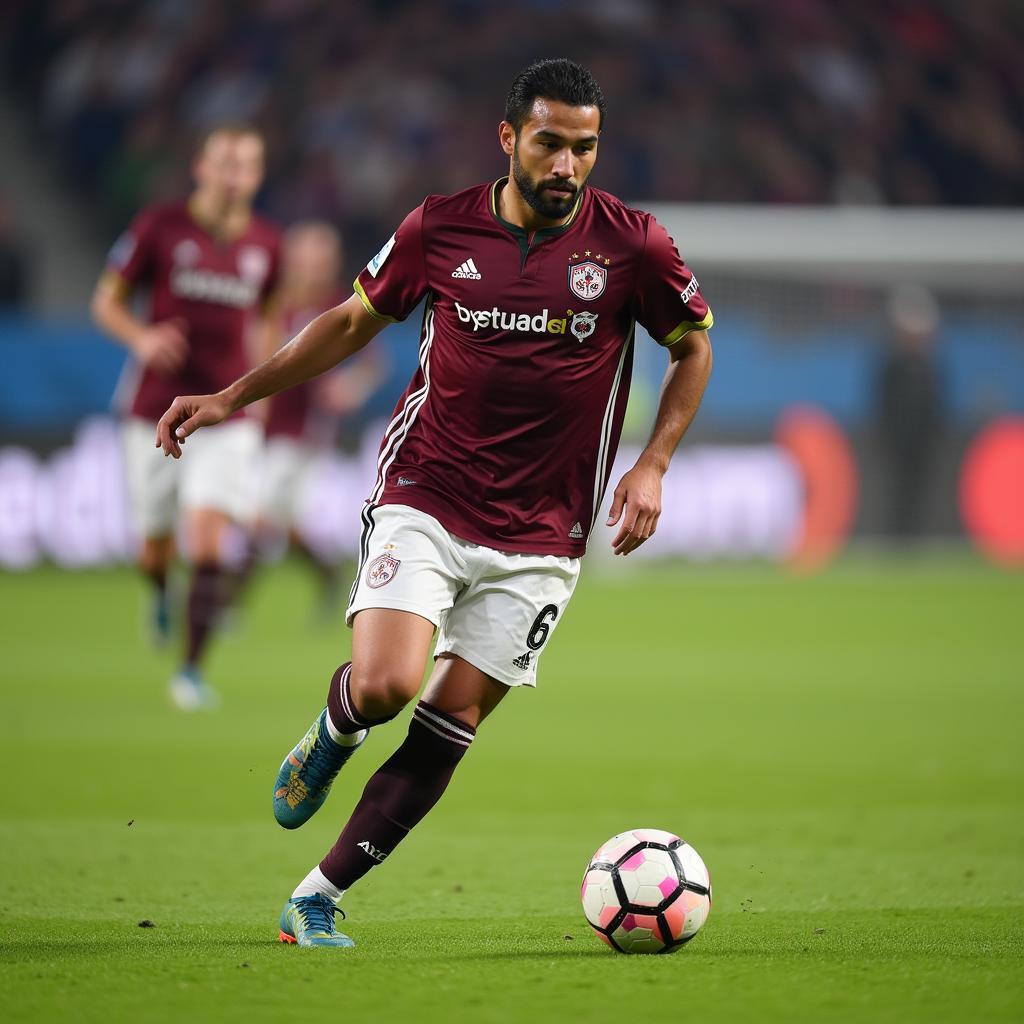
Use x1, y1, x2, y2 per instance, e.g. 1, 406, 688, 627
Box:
106, 200, 281, 421
265, 295, 343, 441
354, 179, 713, 556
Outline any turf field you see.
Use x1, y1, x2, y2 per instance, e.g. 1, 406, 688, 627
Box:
1, 556, 1022, 1022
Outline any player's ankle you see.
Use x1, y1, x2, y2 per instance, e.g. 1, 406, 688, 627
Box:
291, 865, 345, 904
324, 715, 366, 747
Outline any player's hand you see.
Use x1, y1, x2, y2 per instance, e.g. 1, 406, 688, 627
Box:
155, 393, 232, 458
606, 460, 663, 556
132, 318, 189, 375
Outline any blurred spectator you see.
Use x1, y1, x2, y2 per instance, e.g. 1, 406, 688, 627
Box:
2, 0, 1023, 262
875, 285, 946, 540
0, 197, 31, 308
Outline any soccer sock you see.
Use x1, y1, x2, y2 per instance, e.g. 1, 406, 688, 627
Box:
291, 865, 345, 903
184, 562, 225, 668
318, 701, 476, 892
226, 534, 261, 605
146, 565, 168, 594
325, 662, 393, 738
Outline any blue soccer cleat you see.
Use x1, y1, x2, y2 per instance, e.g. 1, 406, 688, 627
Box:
279, 893, 355, 948
273, 709, 364, 829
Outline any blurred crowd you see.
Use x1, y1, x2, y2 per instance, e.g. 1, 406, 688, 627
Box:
0, 195, 30, 307
2, 0, 1023, 261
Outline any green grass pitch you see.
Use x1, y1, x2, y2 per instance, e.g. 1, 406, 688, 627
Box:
1, 556, 1022, 1022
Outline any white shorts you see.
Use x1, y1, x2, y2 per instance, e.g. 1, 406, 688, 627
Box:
346, 504, 580, 688
258, 437, 317, 529
122, 417, 261, 538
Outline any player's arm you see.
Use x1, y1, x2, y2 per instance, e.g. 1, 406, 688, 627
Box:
90, 272, 188, 375
156, 293, 387, 457
607, 328, 713, 556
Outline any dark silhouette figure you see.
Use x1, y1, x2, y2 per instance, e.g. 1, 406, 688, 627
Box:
876, 285, 945, 539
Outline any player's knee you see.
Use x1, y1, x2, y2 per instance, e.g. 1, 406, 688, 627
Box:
139, 540, 171, 576
349, 663, 419, 718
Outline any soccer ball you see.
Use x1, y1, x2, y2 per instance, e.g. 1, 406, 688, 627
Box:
581, 828, 712, 953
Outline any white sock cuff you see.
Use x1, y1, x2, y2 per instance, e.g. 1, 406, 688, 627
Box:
325, 713, 366, 747
291, 865, 345, 904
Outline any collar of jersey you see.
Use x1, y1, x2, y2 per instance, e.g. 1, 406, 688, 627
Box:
488, 177, 585, 241
186, 195, 252, 244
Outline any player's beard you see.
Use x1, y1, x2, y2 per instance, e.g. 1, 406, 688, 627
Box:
512, 145, 579, 222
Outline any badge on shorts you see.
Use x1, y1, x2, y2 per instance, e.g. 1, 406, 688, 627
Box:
367, 553, 401, 588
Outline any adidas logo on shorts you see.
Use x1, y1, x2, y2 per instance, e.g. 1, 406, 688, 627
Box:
512, 652, 531, 670
569, 522, 583, 539
452, 258, 482, 280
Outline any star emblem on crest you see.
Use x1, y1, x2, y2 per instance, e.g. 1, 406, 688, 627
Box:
569, 248, 613, 265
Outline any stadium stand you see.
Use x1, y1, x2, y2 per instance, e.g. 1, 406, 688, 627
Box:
2, 0, 1022, 261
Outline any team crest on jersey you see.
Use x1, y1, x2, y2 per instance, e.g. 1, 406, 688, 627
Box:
366, 553, 401, 589
570, 311, 598, 343
238, 245, 270, 284
569, 261, 607, 301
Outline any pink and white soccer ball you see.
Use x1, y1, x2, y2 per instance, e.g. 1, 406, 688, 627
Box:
581, 828, 712, 953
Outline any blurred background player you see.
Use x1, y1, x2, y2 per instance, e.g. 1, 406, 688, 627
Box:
245, 221, 388, 613
90, 124, 281, 710
875, 284, 946, 541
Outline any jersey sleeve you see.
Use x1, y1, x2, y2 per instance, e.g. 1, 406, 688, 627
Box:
634, 217, 713, 346
353, 203, 428, 323
105, 207, 161, 289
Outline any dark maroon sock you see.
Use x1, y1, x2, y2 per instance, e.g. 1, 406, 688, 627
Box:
227, 535, 261, 605
185, 562, 224, 668
319, 701, 476, 890
145, 565, 168, 596
326, 662, 397, 735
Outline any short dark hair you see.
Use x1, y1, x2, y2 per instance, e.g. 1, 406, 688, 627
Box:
505, 59, 606, 132
195, 122, 264, 155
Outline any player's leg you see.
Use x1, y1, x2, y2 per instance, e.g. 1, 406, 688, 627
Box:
273, 608, 435, 829
171, 419, 262, 709
273, 504, 464, 828
229, 435, 297, 605
165, 505, 231, 709
138, 534, 175, 643
286, 551, 574, 944
281, 653, 506, 948
121, 418, 179, 647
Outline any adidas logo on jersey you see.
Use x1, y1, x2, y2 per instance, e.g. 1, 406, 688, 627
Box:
512, 652, 532, 670
452, 258, 482, 280
569, 522, 583, 539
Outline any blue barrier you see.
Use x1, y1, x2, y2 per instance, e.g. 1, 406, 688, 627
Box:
2, 311, 1021, 435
